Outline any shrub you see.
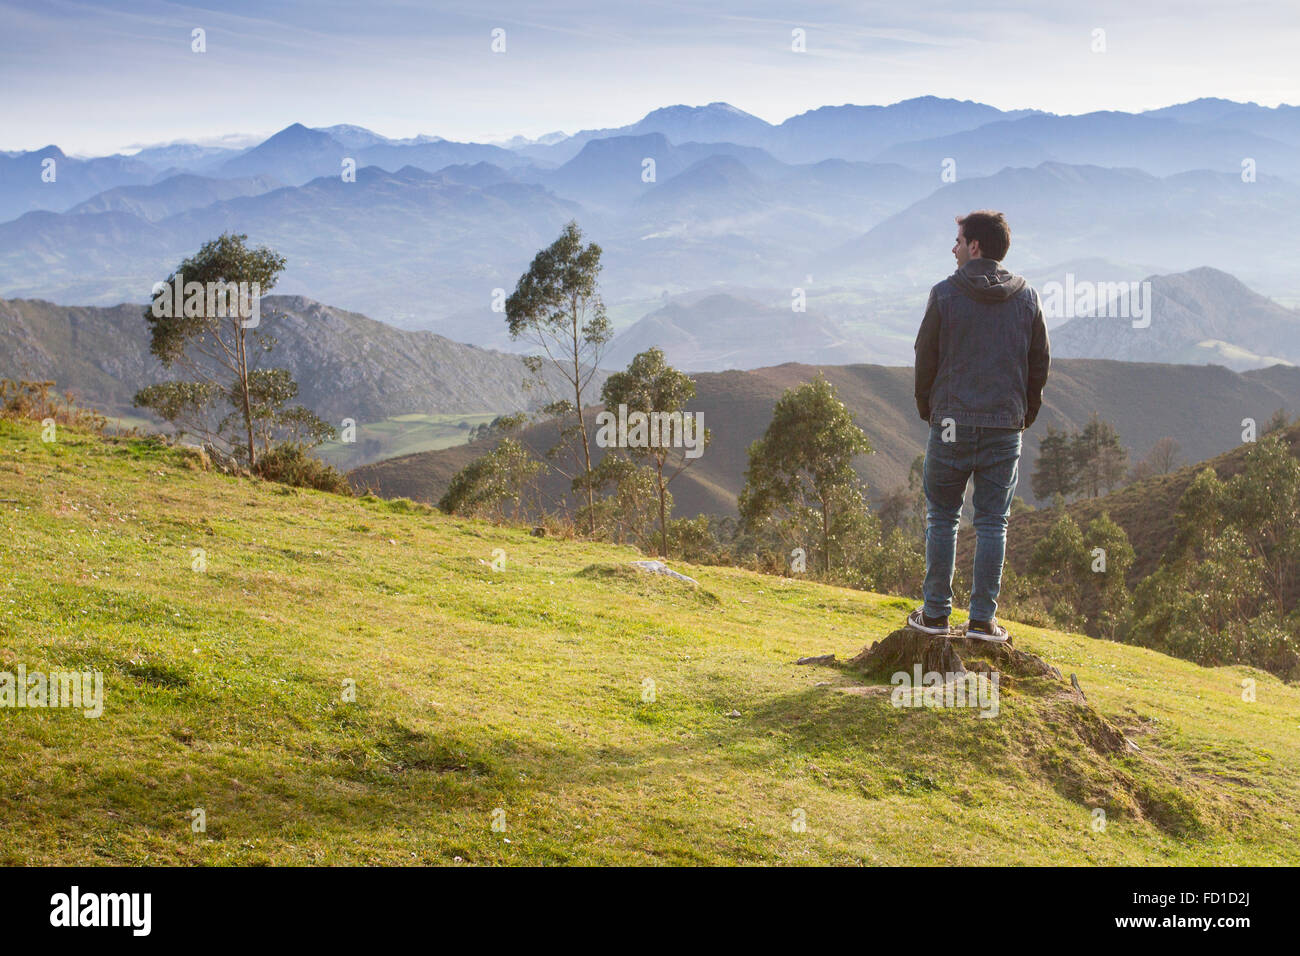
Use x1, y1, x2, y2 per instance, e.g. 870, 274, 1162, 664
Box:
438, 438, 540, 519
1, 379, 109, 433
253, 442, 352, 495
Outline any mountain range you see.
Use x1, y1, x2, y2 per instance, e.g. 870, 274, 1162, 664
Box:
823, 163, 1299, 293
4, 96, 1300, 371
0, 164, 583, 328
603, 292, 873, 372
1051, 267, 1300, 370
0, 294, 600, 425
5, 156, 1295, 360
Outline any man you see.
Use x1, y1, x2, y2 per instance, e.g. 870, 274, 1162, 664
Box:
908, 210, 1050, 643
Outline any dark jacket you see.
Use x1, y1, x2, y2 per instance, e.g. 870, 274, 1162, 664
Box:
914, 257, 1050, 429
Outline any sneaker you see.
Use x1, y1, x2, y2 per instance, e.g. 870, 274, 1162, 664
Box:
907, 608, 952, 636
964, 619, 1009, 643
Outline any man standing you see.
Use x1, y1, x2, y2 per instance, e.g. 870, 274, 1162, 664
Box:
908, 210, 1050, 642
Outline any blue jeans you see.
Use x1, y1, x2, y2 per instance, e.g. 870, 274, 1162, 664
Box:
922, 422, 1022, 622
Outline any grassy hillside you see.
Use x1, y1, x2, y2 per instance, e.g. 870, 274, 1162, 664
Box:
2, 419, 1298, 865
352, 359, 1300, 515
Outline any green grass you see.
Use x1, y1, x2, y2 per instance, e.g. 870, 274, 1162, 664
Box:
1, 418, 1298, 865
314, 412, 497, 471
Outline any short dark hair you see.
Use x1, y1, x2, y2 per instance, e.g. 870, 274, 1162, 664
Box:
956, 210, 1011, 261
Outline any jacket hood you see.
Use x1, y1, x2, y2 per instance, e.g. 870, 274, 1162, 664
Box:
950, 258, 1026, 303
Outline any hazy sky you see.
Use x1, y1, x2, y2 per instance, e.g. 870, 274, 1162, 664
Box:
3, 0, 1298, 155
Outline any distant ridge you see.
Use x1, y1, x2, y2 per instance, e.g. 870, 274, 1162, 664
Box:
604, 293, 869, 372
0, 294, 604, 422
1051, 266, 1300, 370
350, 359, 1300, 515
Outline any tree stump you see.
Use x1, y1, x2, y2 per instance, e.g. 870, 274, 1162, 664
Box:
846, 628, 1137, 754
849, 628, 1063, 682
848, 628, 966, 677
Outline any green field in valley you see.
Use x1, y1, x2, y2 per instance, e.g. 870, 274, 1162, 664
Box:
314, 412, 497, 472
